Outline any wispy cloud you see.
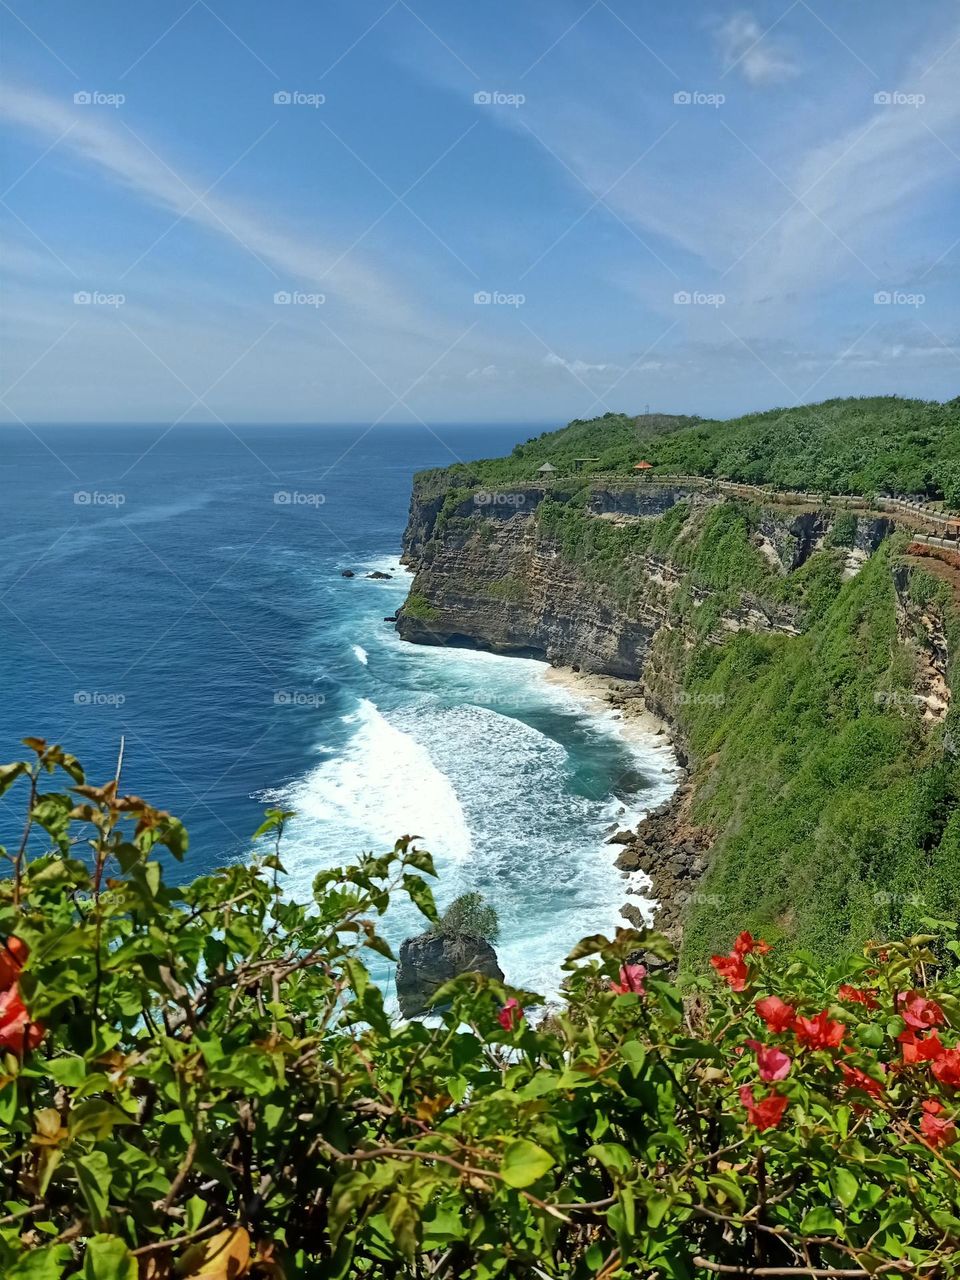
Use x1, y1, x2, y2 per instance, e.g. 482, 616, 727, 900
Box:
715, 12, 800, 86
0, 84, 421, 332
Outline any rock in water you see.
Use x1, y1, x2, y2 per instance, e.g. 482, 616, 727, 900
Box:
396, 931, 504, 1018
341, 569, 355, 578
366, 570, 393, 579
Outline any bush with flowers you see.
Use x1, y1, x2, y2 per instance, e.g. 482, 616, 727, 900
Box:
2, 739, 960, 1278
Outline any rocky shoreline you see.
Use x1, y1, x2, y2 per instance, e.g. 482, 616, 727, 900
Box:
544, 669, 713, 949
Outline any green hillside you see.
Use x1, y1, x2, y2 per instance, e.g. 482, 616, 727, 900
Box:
420, 397, 960, 505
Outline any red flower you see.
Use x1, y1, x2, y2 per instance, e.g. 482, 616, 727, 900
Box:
899, 992, 945, 1031
733, 932, 771, 957
0, 936, 28, 990
837, 984, 879, 1010
739, 1085, 788, 1131
794, 1010, 845, 1052
746, 1039, 792, 1082
920, 1099, 958, 1149
931, 1049, 960, 1089
755, 995, 796, 1033
0, 986, 44, 1055
610, 963, 646, 996
839, 1063, 885, 1099
711, 953, 749, 992
497, 998, 523, 1032
899, 1029, 945, 1066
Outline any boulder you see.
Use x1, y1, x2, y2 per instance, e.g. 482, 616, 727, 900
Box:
367, 571, 393, 579
396, 930, 503, 1018
606, 829, 635, 845
341, 569, 355, 578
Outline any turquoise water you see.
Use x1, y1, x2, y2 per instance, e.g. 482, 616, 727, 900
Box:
0, 424, 678, 995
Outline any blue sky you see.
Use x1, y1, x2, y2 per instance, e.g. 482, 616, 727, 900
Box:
2, 0, 959, 423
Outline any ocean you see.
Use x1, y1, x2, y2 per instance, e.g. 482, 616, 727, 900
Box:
0, 424, 677, 996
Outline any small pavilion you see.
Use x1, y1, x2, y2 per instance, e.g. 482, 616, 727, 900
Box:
537, 462, 558, 478
633, 461, 654, 479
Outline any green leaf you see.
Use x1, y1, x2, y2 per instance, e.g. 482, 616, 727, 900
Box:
500, 1138, 554, 1188
82, 1235, 136, 1280
6, 1244, 74, 1279
831, 1167, 859, 1208
75, 1151, 112, 1230
402, 874, 439, 923
646, 1194, 671, 1228
0, 761, 28, 797
385, 1192, 419, 1259
801, 1205, 842, 1234
69, 1099, 133, 1141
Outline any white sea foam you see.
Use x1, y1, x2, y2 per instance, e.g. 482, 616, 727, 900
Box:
352, 644, 369, 665
272, 697, 472, 902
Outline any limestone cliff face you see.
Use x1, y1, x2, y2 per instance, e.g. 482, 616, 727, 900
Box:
399, 504, 657, 676
398, 480, 801, 678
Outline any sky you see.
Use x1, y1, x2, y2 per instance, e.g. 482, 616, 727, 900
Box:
2, 0, 959, 425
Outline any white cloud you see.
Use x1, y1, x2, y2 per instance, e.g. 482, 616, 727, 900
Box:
543, 352, 621, 377
716, 13, 800, 86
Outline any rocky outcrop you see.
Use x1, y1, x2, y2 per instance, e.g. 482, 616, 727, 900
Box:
395, 931, 504, 1018
614, 784, 714, 947
892, 564, 951, 724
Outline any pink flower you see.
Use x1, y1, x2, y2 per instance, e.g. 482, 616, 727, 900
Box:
610, 963, 646, 996
711, 953, 749, 992
746, 1039, 792, 1082
899, 991, 945, 1031
734, 932, 771, 957
838, 984, 880, 1010
739, 1085, 788, 1131
755, 995, 796, 1033
0, 986, 44, 1055
839, 1063, 885, 1099
497, 998, 523, 1032
794, 1010, 845, 1052
921, 1099, 958, 1149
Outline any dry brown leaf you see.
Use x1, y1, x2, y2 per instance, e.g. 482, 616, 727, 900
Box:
177, 1226, 250, 1279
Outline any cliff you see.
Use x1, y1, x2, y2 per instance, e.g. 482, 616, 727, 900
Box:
396, 447, 960, 964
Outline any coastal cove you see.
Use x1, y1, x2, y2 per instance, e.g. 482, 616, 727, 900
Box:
0, 422, 680, 997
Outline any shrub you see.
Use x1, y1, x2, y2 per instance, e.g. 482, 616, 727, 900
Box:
2, 740, 960, 1277
433, 890, 499, 941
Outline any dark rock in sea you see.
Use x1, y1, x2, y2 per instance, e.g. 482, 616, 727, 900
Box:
396, 931, 504, 1019
384, 614, 398, 623
341, 569, 355, 578
606, 829, 635, 845
367, 571, 393, 579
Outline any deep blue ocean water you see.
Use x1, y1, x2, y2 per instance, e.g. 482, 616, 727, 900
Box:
0, 424, 677, 995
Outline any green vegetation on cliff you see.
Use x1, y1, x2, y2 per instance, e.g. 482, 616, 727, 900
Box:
405, 401, 960, 964
672, 546, 960, 964
415, 396, 960, 505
